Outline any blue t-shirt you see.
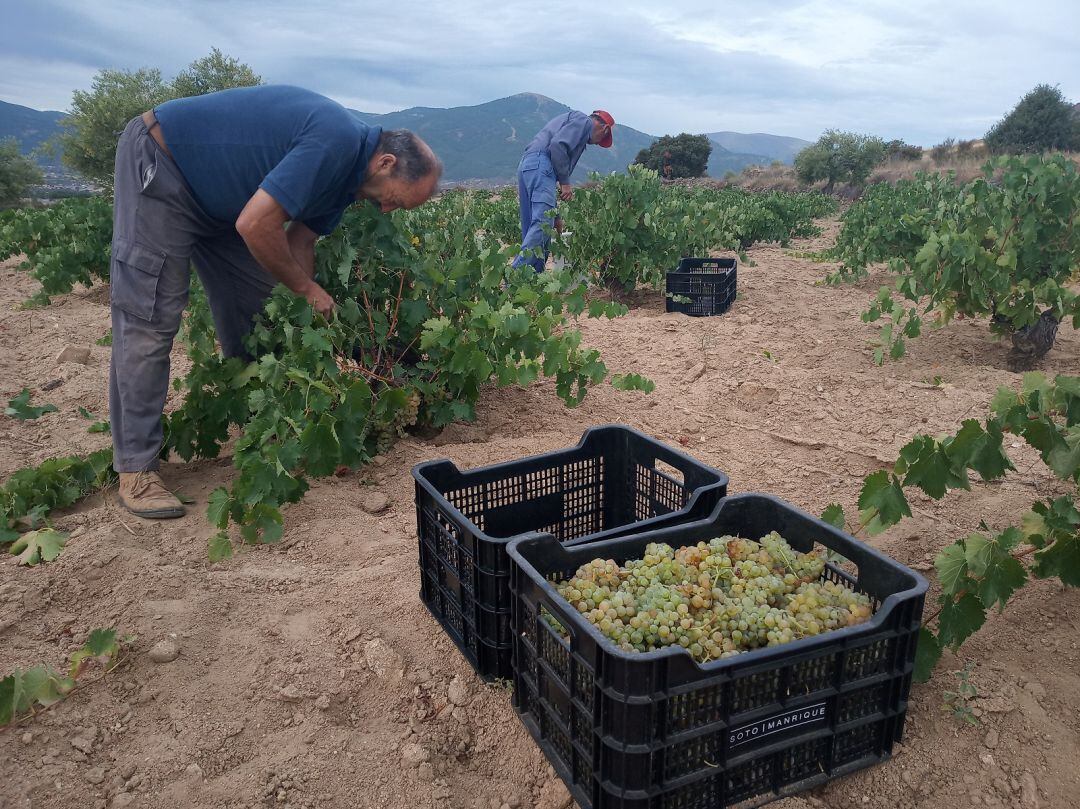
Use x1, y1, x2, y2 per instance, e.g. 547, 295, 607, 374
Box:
154, 85, 383, 235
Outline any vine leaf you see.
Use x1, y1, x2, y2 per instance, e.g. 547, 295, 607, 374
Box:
857, 471, 911, 535
937, 592, 987, 650
913, 627, 942, 683
10, 529, 68, 566
5, 388, 58, 420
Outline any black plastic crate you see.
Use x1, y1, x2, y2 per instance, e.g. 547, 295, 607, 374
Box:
413, 425, 730, 681
508, 494, 927, 809
666, 257, 737, 317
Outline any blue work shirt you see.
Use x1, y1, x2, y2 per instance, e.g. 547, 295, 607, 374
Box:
522, 111, 592, 185
154, 85, 383, 235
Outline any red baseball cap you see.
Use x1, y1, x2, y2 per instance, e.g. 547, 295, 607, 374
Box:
592, 110, 615, 147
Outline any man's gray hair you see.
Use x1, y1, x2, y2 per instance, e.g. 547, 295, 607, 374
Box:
376, 130, 442, 183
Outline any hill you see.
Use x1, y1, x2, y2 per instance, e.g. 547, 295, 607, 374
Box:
0, 92, 789, 186
351, 93, 660, 184
704, 131, 811, 164
0, 99, 65, 165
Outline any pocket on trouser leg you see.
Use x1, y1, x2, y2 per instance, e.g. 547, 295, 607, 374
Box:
110, 237, 166, 322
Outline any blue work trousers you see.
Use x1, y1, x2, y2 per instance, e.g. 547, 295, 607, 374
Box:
512, 151, 557, 273
109, 115, 276, 472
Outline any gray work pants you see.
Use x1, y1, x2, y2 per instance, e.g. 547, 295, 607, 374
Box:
109, 115, 275, 472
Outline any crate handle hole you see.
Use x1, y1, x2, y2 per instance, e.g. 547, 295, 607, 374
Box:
654, 459, 685, 486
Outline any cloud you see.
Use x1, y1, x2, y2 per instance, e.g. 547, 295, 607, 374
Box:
2, 0, 1078, 144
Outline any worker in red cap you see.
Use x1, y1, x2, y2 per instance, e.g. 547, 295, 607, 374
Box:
512, 109, 614, 272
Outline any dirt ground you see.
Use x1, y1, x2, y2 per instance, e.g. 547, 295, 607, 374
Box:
1, 219, 1078, 809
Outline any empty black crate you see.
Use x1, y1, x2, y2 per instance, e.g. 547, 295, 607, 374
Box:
666, 257, 737, 317
413, 425, 729, 681
508, 494, 927, 809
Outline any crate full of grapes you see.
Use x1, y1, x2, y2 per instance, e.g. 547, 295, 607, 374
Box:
412, 425, 729, 682
508, 493, 927, 809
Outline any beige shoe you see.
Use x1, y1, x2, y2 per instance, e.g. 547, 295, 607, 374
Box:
117, 471, 186, 519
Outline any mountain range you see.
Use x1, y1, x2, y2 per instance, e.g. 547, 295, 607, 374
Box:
1, 93, 811, 185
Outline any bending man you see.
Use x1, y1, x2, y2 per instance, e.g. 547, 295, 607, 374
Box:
513, 109, 614, 272
109, 84, 441, 518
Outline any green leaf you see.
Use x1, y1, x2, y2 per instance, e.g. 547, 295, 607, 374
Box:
10, 529, 68, 566
87, 421, 110, 434
4, 388, 58, 420
83, 628, 118, 658
820, 504, 846, 530
207, 531, 233, 563
206, 488, 231, 530
857, 471, 911, 534
78, 406, 94, 419
1033, 532, 1080, 586
937, 592, 987, 650
935, 543, 969, 595
964, 533, 994, 577
610, 373, 655, 393
913, 627, 942, 683
978, 555, 1028, 612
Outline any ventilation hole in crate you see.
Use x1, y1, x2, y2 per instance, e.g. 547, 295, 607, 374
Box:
448, 483, 488, 530
431, 511, 462, 573
666, 684, 725, 734
729, 669, 782, 714
787, 654, 839, 697
539, 610, 571, 684
660, 773, 724, 809
833, 722, 882, 766
632, 463, 689, 523
573, 751, 592, 788
573, 665, 595, 711
726, 755, 774, 804
778, 737, 829, 784
837, 683, 887, 724
439, 590, 466, 641
523, 605, 538, 647
538, 703, 574, 772
664, 728, 725, 780
844, 639, 893, 681
571, 707, 593, 756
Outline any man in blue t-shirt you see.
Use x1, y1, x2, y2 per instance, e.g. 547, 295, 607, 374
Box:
109, 84, 441, 519
513, 109, 614, 272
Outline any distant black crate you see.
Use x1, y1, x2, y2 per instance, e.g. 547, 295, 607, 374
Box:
413, 426, 729, 682
508, 494, 927, 809
666, 257, 737, 317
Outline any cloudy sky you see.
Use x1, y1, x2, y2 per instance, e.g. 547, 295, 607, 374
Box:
2, 0, 1078, 145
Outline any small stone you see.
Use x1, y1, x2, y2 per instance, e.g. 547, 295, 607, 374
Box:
56, 345, 92, 365
417, 762, 435, 782
185, 762, 204, 780
277, 685, 304, 703
119, 762, 137, 780
401, 743, 430, 768
86, 766, 107, 784
111, 795, 135, 808
683, 363, 706, 384
447, 677, 471, 707
984, 728, 999, 749
314, 694, 331, 711
21, 732, 32, 745
1019, 772, 1040, 809
363, 638, 404, 679
70, 736, 94, 754
361, 491, 390, 514
1024, 681, 1046, 698
148, 637, 180, 664
372, 455, 388, 466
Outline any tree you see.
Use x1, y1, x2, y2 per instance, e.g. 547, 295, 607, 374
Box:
794, 130, 886, 193
58, 50, 262, 187
634, 134, 711, 179
170, 48, 262, 98
0, 138, 44, 207
884, 139, 922, 161
985, 84, 1080, 154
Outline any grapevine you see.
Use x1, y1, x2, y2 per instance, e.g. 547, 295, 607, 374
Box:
824, 372, 1080, 681
829, 155, 1080, 366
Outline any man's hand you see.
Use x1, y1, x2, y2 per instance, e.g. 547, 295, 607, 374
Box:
302, 280, 336, 318
558, 183, 574, 201
236, 190, 338, 313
